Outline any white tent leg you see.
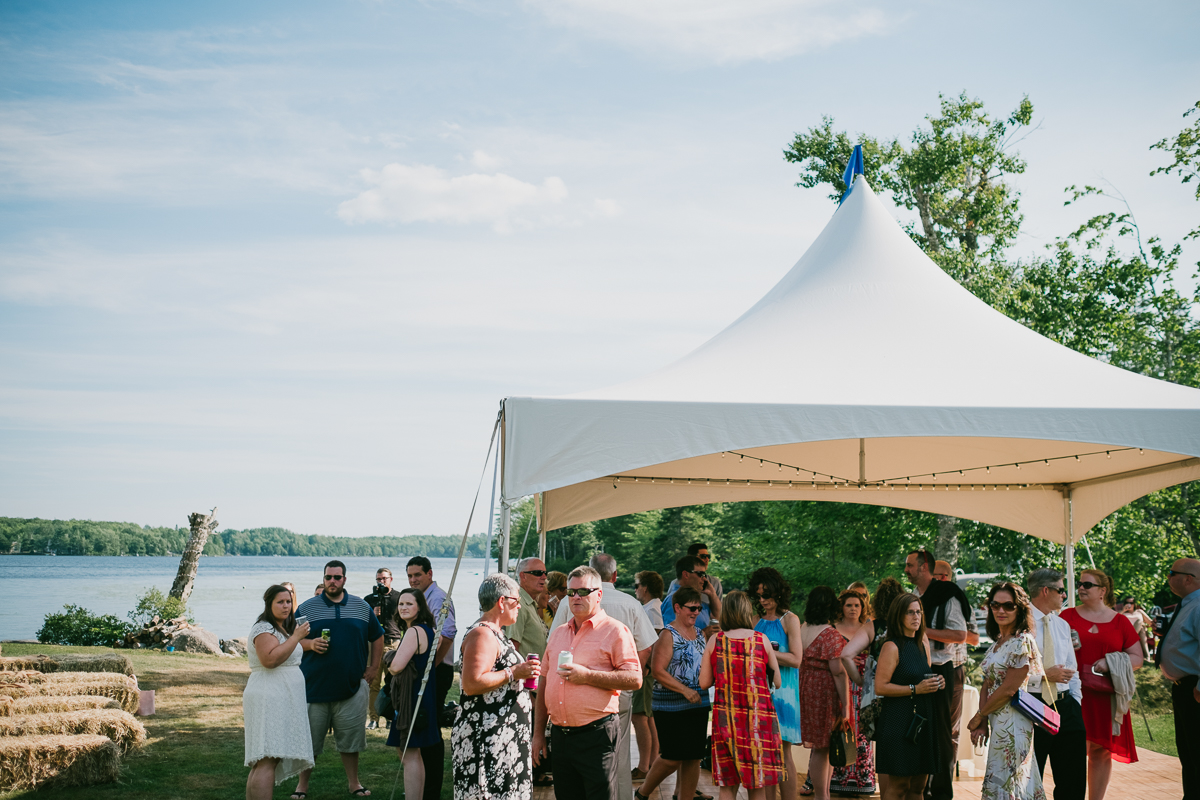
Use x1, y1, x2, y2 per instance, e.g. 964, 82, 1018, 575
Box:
537, 493, 546, 562
499, 501, 511, 576
1065, 488, 1076, 606
483, 445, 499, 578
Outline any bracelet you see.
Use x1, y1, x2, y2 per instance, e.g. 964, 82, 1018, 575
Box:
910, 684, 915, 697
504, 667, 513, 683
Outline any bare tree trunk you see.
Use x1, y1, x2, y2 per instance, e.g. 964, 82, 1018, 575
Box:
935, 514, 959, 570
171, 508, 218, 604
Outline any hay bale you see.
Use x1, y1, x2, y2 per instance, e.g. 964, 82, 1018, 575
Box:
0, 733, 121, 791
43, 672, 135, 687
20, 675, 139, 714
9, 695, 121, 716
0, 709, 146, 753
0, 654, 135, 678
52, 653, 135, 678
0, 656, 53, 673
0, 671, 44, 684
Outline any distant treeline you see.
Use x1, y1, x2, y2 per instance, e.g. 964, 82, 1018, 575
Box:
0, 517, 489, 558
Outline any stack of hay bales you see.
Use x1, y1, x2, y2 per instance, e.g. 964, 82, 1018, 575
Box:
0, 654, 146, 791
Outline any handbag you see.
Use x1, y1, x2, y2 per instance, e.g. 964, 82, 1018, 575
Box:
859, 697, 883, 741
829, 726, 848, 767
904, 705, 927, 744
1011, 688, 1061, 734
1080, 665, 1116, 695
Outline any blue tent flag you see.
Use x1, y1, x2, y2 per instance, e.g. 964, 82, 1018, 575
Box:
839, 144, 865, 205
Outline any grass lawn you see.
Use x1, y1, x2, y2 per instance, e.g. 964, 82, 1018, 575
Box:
0, 643, 455, 800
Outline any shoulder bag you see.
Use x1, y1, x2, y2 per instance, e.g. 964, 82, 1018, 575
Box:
1011, 688, 1061, 734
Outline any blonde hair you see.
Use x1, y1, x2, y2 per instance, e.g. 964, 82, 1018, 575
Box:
1081, 569, 1115, 608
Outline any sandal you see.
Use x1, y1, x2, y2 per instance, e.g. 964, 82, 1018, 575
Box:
290, 794, 307, 800
350, 789, 371, 797
635, 792, 651, 800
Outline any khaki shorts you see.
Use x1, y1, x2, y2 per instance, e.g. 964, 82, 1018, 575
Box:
308, 679, 369, 756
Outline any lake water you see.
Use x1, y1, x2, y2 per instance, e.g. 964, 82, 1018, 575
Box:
0, 555, 493, 658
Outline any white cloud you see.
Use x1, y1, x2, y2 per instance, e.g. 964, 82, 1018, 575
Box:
470, 150, 505, 170
337, 162, 569, 232
521, 0, 893, 63
593, 197, 622, 217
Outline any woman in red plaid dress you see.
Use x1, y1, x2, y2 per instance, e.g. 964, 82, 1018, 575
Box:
700, 591, 785, 800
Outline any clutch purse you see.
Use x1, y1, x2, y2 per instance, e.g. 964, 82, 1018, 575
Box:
1011, 688, 1061, 734
905, 708, 927, 743
1080, 665, 1115, 694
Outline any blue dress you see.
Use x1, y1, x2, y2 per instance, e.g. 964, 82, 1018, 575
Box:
755, 613, 801, 744
387, 622, 441, 749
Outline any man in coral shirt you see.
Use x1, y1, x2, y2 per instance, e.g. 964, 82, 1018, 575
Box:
534, 565, 642, 800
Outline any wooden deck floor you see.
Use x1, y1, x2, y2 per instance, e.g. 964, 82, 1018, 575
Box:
531, 736, 1183, 800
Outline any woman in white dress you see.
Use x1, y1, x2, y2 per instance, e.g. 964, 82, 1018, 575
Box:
967, 582, 1046, 800
245, 584, 315, 800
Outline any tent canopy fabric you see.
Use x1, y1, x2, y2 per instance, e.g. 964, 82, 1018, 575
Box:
500, 178, 1200, 546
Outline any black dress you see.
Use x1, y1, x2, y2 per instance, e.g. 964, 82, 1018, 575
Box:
874, 635, 940, 777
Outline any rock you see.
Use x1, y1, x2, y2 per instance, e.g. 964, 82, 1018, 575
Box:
220, 638, 248, 657
168, 626, 222, 655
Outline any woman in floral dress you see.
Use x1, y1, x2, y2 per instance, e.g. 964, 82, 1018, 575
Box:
828, 588, 875, 796
700, 591, 785, 800
967, 582, 1047, 800
797, 586, 849, 800
452, 574, 541, 800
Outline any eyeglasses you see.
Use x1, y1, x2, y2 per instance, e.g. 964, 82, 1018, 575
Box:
681, 604, 703, 612
757, 593, 774, 601
1052, 587, 1067, 596
688, 571, 707, 579
565, 587, 599, 597
1078, 581, 1102, 590
499, 595, 520, 605
904, 610, 922, 617
989, 601, 1018, 612
1170, 570, 1198, 579
324, 575, 345, 581
522, 570, 548, 577
697, 554, 712, 561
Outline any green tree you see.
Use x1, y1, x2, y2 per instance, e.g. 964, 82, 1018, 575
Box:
1151, 100, 1200, 240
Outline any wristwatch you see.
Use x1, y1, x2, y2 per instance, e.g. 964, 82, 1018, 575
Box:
909, 684, 915, 697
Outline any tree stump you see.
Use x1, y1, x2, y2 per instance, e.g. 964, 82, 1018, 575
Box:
169, 508, 218, 604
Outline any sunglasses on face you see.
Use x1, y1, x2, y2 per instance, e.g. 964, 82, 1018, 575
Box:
688, 571, 707, 579
522, 570, 548, 577
1078, 581, 1102, 590
989, 601, 1017, 612
697, 554, 712, 561
1170, 570, 1198, 578
566, 587, 599, 598
324, 575, 345, 581
757, 593, 774, 601
681, 604, 703, 613
1052, 587, 1067, 596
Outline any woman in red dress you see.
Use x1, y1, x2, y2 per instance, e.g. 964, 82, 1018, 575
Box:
1060, 568, 1143, 800
797, 586, 849, 800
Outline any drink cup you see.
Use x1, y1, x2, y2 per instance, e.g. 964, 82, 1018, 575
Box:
558, 651, 573, 669
770, 641, 780, 651
321, 628, 331, 645
295, 616, 307, 626
524, 654, 540, 690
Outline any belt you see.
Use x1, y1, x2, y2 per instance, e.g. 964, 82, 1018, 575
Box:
1173, 675, 1198, 687
553, 713, 615, 734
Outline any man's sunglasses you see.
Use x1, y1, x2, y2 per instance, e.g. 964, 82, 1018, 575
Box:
1170, 570, 1198, 579
566, 587, 599, 597
989, 601, 1017, 612
1052, 587, 1067, 596
324, 575, 345, 581
681, 604, 703, 613
697, 554, 713, 561
522, 570, 548, 577
688, 571, 707, 579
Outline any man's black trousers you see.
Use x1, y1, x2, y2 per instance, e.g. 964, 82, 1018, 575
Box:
1033, 692, 1086, 800
1175, 676, 1200, 800
925, 661, 964, 800
551, 715, 621, 800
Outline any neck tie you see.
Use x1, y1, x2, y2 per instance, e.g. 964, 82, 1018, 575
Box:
1041, 614, 1057, 706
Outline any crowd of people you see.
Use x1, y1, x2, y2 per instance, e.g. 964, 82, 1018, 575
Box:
240, 547, 1200, 800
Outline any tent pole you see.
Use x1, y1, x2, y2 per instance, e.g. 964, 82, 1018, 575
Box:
859, 438, 866, 484
1065, 488, 1076, 606
483, 444, 499, 578
537, 493, 546, 562
499, 501, 511, 576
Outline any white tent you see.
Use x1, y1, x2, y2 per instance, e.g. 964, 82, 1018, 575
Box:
497, 178, 1200, 597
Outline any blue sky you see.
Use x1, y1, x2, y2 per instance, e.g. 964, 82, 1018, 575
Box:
2, 0, 1197, 537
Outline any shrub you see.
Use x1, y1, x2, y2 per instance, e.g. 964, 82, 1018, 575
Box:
36, 606, 131, 647
127, 587, 192, 626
